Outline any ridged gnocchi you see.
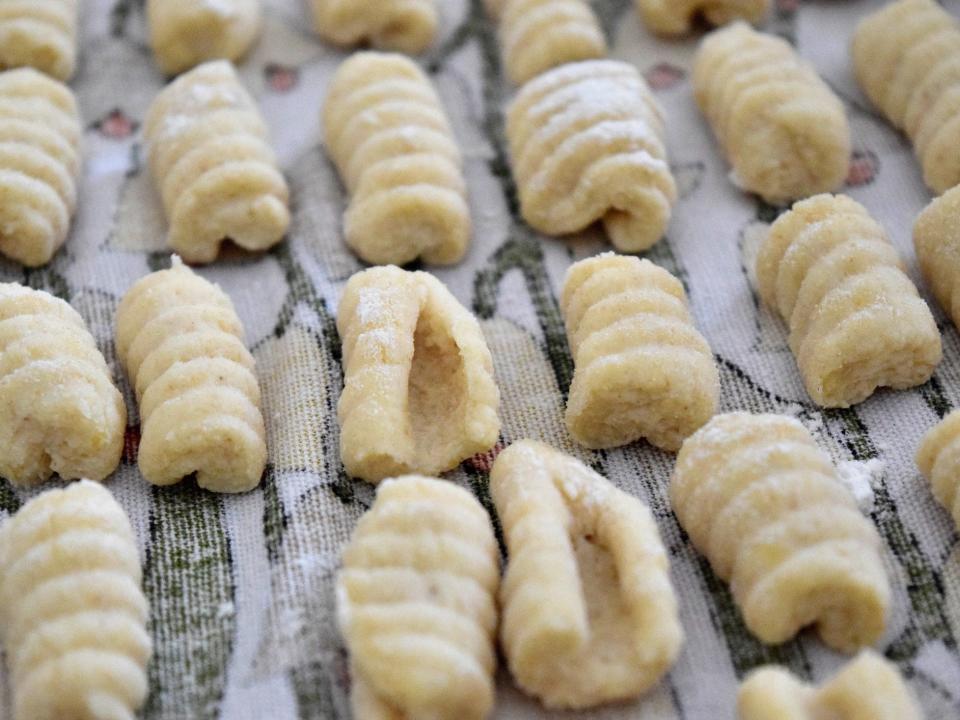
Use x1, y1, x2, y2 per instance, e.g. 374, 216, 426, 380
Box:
323, 52, 470, 266
0, 480, 151, 720
507, 60, 676, 252
0, 283, 125, 486
757, 194, 941, 408
337, 475, 499, 720
0, 67, 81, 266
310, 0, 437, 54
636, 0, 769, 36
914, 184, 960, 328
147, 0, 262, 76
337, 266, 500, 483
916, 410, 960, 530
491, 440, 682, 709
488, 0, 607, 86
693, 22, 850, 204
0, 0, 77, 81
116, 257, 267, 493
853, 0, 960, 194
143, 60, 290, 264
738, 651, 921, 720
561, 253, 718, 451
671, 412, 890, 651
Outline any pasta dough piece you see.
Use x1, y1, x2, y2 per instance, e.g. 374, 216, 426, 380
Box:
323, 52, 470, 266
756, 194, 941, 408
310, 0, 437, 54
143, 60, 290, 264
914, 184, 960, 328
0, 480, 151, 720
561, 253, 718, 451
0, 0, 76, 81
337, 475, 499, 720
147, 0, 262, 76
693, 22, 850, 204
491, 440, 682, 709
507, 60, 676, 252
488, 0, 606, 86
671, 412, 890, 651
0, 67, 81, 266
738, 650, 922, 720
0, 283, 125, 486
337, 266, 500, 483
853, 0, 960, 194
636, 0, 769, 36
116, 257, 267, 493
916, 410, 960, 530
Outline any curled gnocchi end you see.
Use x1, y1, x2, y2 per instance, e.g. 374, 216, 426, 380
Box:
917, 410, 960, 530
310, 0, 437, 54
636, 0, 769, 37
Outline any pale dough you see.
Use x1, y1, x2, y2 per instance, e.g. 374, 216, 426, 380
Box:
323, 52, 470, 266
491, 440, 682, 710
143, 60, 290, 264
914, 184, 960, 329
116, 257, 267, 493
671, 412, 890, 651
561, 252, 718, 451
0, 0, 76, 81
916, 409, 960, 530
0, 480, 151, 720
337, 266, 500, 483
337, 475, 499, 720
0, 67, 81, 266
310, 0, 437, 54
757, 193, 941, 408
636, 0, 768, 36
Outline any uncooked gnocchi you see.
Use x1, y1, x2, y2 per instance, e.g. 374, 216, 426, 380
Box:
738, 650, 921, 720
0, 67, 81, 266
487, 0, 607, 86
853, 0, 960, 194
671, 412, 890, 651
507, 60, 676, 252
757, 194, 941, 408
310, 0, 437, 54
561, 253, 718, 451
0, 480, 151, 720
693, 22, 850, 204
0, 0, 77, 80
148, 0, 262, 76
337, 266, 500, 483
143, 60, 290, 264
914, 185, 960, 329
636, 0, 768, 36
323, 52, 470, 266
337, 475, 499, 720
0, 283, 125, 486
116, 257, 267, 493
491, 440, 682, 710
916, 410, 960, 530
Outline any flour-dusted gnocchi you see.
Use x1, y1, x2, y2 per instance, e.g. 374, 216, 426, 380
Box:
636, 0, 768, 36
143, 60, 290, 264
916, 410, 960, 530
337, 266, 500, 483
693, 22, 850, 204
757, 194, 941, 408
561, 253, 718, 451
914, 185, 960, 328
0, 0, 77, 80
116, 257, 267, 493
337, 475, 500, 720
487, 0, 606, 86
853, 0, 960, 194
0, 68, 81, 266
0, 284, 125, 486
310, 0, 437, 54
491, 440, 682, 709
147, 0, 262, 76
323, 52, 470, 266
0, 480, 151, 720
507, 60, 676, 252
738, 651, 922, 720
672, 413, 890, 651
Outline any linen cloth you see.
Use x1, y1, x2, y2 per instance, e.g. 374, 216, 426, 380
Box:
1, 0, 959, 718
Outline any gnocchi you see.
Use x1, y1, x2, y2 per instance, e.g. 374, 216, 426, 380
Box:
916, 409, 960, 530
914, 184, 960, 329
636, 0, 769, 36
0, 0, 76, 80
310, 0, 437, 54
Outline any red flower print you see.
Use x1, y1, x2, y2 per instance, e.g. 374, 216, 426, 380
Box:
777, 0, 800, 12
465, 441, 505, 474
123, 424, 140, 464
644, 63, 685, 91
846, 150, 879, 187
265, 63, 299, 93
94, 108, 138, 140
